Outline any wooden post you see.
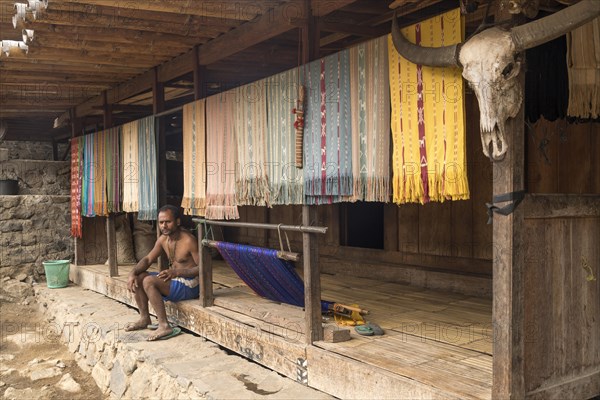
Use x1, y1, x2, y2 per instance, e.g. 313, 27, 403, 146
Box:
106, 215, 118, 277
300, 0, 323, 344
103, 91, 118, 277
153, 68, 168, 270
197, 223, 214, 307
303, 205, 323, 343
492, 5, 526, 397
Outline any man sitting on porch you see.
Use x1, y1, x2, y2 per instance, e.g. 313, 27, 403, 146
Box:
125, 204, 200, 341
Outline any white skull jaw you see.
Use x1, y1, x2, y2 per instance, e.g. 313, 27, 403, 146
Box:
458, 28, 523, 161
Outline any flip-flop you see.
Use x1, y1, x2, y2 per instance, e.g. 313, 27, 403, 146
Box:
147, 323, 178, 331
355, 325, 374, 336
367, 322, 384, 336
147, 327, 181, 341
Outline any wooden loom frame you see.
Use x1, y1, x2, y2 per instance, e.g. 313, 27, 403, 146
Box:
193, 217, 328, 344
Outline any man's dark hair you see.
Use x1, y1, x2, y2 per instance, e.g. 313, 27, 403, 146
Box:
158, 204, 180, 219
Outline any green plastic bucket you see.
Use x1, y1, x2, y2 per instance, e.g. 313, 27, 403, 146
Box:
43, 260, 70, 289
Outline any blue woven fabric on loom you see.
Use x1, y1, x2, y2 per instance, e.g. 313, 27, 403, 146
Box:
214, 241, 331, 311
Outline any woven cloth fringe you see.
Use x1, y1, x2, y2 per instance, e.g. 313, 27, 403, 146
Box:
182, 99, 207, 216
235, 81, 271, 207
303, 49, 353, 205
70, 136, 83, 237
121, 120, 140, 213
137, 116, 158, 220
205, 91, 239, 220
266, 68, 305, 205
347, 35, 391, 202
567, 16, 600, 119
81, 133, 95, 217
388, 8, 469, 204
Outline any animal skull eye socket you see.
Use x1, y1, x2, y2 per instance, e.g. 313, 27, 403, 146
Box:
502, 62, 514, 78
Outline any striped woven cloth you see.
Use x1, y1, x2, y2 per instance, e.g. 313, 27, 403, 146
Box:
137, 116, 158, 220
235, 81, 270, 207
182, 99, 207, 216
105, 127, 121, 213
205, 91, 239, 220
81, 133, 95, 217
121, 120, 139, 213
388, 8, 469, 204
215, 241, 305, 307
70, 136, 83, 237
266, 68, 304, 205
303, 49, 353, 205
92, 130, 108, 216
348, 36, 391, 202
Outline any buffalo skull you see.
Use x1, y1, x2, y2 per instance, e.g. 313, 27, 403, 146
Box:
391, 0, 600, 161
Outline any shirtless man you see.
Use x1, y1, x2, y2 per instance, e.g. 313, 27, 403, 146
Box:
125, 205, 199, 341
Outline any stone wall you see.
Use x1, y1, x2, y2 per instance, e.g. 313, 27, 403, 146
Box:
0, 160, 70, 195
0, 195, 71, 279
0, 140, 69, 161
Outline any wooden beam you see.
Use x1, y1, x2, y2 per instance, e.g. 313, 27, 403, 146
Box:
197, 0, 305, 65
522, 194, 600, 219
319, 21, 389, 37
48, 0, 262, 20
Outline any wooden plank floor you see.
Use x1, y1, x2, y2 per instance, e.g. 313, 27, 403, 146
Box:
71, 262, 492, 399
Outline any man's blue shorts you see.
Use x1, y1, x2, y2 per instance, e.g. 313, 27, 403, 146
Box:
149, 272, 199, 302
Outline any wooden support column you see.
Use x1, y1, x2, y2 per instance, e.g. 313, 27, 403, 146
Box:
197, 224, 214, 307
153, 68, 168, 270
300, 0, 323, 344
303, 206, 323, 343
103, 91, 118, 277
492, 5, 526, 399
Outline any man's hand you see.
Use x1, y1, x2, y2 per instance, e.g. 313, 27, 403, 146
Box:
157, 269, 177, 281
127, 274, 137, 293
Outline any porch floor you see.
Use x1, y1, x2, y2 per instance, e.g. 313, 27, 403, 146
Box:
70, 262, 492, 399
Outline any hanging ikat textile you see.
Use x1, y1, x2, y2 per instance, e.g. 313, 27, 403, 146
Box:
137, 116, 157, 220
388, 8, 469, 204
348, 36, 391, 202
182, 99, 207, 216
121, 120, 139, 214
266, 68, 304, 205
303, 49, 353, 205
234, 81, 271, 207
70, 136, 83, 238
205, 91, 239, 220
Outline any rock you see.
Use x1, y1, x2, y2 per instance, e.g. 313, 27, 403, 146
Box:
0, 355, 15, 362
57, 373, 81, 393
30, 366, 62, 381
2, 280, 33, 299
55, 360, 66, 369
0, 368, 16, 377
0, 381, 4, 387
91, 363, 111, 392
110, 361, 127, 397
14, 273, 28, 282
3, 387, 39, 400
2, 277, 10, 282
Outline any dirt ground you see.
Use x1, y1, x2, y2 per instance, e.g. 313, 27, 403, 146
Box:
0, 294, 106, 400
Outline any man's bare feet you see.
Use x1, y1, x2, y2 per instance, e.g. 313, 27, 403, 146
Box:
124, 318, 152, 332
